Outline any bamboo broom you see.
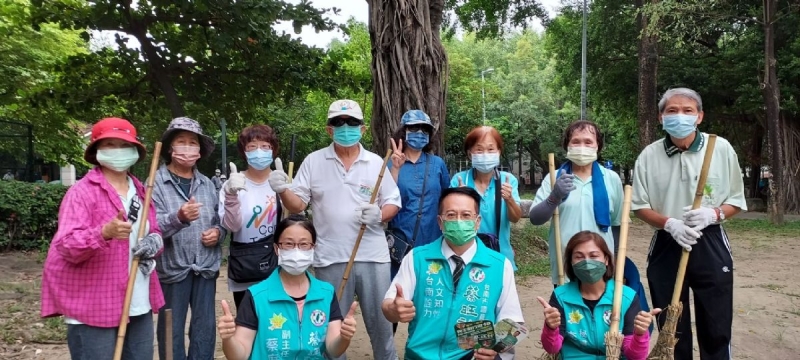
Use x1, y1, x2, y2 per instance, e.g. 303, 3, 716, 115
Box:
537, 153, 564, 360
337, 148, 392, 300
605, 185, 633, 359
113, 141, 162, 360
648, 134, 718, 359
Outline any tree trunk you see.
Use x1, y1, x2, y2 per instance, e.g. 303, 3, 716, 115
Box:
635, 0, 659, 151
367, 0, 448, 156
747, 118, 764, 198
762, 0, 784, 224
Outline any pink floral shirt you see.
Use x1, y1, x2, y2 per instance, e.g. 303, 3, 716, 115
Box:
41, 167, 164, 328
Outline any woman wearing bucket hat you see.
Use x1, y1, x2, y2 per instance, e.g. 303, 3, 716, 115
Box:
41, 117, 164, 360
217, 124, 284, 310
386, 110, 450, 278
151, 117, 226, 360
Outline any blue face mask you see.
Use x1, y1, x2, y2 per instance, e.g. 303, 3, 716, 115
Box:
405, 131, 429, 150
662, 114, 698, 139
472, 153, 500, 173
246, 149, 273, 170
332, 125, 362, 147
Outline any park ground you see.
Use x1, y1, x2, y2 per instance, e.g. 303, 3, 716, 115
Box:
1, 215, 799, 359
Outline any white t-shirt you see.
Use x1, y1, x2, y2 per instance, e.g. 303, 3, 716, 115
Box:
66, 177, 151, 324
291, 143, 402, 268
218, 178, 280, 292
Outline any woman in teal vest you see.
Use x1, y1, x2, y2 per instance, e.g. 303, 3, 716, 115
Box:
216, 215, 359, 359
538, 231, 659, 360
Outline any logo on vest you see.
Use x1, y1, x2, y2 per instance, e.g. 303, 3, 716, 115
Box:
310, 309, 326, 327
427, 261, 443, 275
603, 310, 612, 325
568, 310, 584, 325
268, 313, 288, 330
469, 268, 485, 283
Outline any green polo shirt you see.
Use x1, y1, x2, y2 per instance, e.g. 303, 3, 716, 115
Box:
631, 131, 747, 220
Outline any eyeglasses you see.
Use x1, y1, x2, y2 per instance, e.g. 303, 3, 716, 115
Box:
328, 117, 363, 127
405, 125, 431, 134
245, 144, 273, 152
278, 242, 314, 251
440, 212, 479, 221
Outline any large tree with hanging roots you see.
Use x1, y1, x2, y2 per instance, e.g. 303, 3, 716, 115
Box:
366, 0, 548, 156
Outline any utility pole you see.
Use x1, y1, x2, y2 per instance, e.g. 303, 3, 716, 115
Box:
580, 0, 588, 120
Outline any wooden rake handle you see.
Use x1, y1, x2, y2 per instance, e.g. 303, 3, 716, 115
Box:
337, 148, 393, 301
113, 141, 162, 360
609, 185, 633, 332
670, 134, 718, 306
548, 153, 565, 285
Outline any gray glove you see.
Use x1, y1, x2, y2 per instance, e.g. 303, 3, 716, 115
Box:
132, 233, 162, 260
549, 173, 576, 200
139, 258, 157, 276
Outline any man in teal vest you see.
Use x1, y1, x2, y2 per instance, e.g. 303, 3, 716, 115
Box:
382, 187, 525, 360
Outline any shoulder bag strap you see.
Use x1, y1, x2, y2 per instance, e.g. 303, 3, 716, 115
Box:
494, 169, 502, 238
410, 155, 432, 245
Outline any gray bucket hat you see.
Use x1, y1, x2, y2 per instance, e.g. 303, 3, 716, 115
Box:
160, 117, 215, 159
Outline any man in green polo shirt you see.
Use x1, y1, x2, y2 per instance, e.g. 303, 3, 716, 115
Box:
631, 87, 746, 360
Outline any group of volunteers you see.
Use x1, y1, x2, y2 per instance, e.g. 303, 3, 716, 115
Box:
40, 86, 744, 360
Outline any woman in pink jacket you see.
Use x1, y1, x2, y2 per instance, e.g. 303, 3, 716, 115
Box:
41, 117, 164, 360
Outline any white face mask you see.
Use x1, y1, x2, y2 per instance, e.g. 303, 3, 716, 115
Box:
278, 248, 314, 275
566, 146, 598, 166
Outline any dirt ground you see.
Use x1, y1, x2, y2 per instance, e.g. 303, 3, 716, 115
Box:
1, 220, 799, 359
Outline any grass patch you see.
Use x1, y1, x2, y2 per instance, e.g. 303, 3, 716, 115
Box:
722, 218, 800, 237
511, 223, 551, 278
760, 283, 786, 291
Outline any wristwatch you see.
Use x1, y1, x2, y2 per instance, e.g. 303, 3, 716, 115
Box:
715, 207, 726, 223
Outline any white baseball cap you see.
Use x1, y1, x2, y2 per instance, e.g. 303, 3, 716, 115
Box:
327, 99, 363, 121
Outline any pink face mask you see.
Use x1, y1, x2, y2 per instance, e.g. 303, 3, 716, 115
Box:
172, 145, 201, 167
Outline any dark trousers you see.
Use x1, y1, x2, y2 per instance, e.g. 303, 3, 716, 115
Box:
157, 273, 217, 360
67, 312, 153, 360
647, 225, 733, 360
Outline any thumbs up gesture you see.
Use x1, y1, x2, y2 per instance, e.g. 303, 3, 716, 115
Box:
340, 302, 359, 341
217, 300, 236, 340
223, 162, 247, 195
501, 175, 513, 200
178, 196, 203, 223
457, 176, 466, 187
102, 210, 133, 240
537, 296, 561, 330
634, 308, 661, 335
392, 284, 416, 323
268, 158, 292, 194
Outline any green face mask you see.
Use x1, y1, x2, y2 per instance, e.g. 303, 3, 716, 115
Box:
442, 220, 477, 246
573, 259, 607, 284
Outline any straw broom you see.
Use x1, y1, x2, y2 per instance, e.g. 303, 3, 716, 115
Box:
113, 141, 162, 360
605, 185, 634, 359
337, 149, 392, 300
648, 134, 718, 360
537, 153, 564, 360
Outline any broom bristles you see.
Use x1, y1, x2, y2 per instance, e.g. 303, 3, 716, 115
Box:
648, 302, 684, 360
535, 340, 561, 360
605, 331, 624, 360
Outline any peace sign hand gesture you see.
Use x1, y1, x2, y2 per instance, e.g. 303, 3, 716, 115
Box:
390, 138, 406, 170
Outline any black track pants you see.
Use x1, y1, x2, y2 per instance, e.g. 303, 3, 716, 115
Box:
647, 225, 733, 360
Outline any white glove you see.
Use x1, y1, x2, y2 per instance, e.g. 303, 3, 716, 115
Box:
664, 218, 701, 251
268, 158, 292, 194
355, 203, 382, 225
223, 162, 246, 195
682, 206, 717, 231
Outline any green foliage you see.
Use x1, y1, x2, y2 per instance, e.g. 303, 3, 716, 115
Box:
0, 180, 67, 251
444, 0, 550, 39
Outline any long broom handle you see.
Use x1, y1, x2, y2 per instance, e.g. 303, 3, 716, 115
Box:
284, 135, 297, 219
669, 134, 718, 306
548, 153, 565, 285
609, 185, 633, 332
113, 141, 163, 360
337, 149, 392, 300
164, 309, 173, 360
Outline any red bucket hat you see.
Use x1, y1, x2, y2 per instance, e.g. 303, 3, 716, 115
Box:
84, 117, 147, 166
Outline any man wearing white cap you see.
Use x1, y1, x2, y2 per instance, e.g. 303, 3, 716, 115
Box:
268, 99, 401, 359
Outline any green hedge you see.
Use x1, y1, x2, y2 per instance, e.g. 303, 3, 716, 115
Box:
0, 180, 67, 251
